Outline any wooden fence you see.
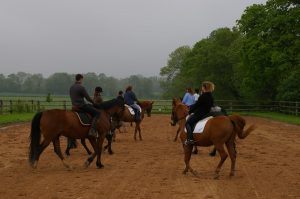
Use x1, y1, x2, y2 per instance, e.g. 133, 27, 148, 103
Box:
0, 99, 299, 116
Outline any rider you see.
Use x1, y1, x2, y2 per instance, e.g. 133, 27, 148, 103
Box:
124, 85, 141, 121
93, 86, 103, 105
69, 74, 100, 138
182, 87, 195, 108
117, 90, 124, 102
185, 81, 215, 145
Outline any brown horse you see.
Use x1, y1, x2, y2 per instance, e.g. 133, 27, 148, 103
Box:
172, 99, 256, 178
28, 99, 124, 169
121, 100, 154, 140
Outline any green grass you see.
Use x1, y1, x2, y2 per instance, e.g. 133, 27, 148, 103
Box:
236, 111, 300, 126
0, 113, 35, 126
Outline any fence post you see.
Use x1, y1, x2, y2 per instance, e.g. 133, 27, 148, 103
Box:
9, 100, 13, 114
296, 102, 298, 116
230, 101, 233, 113
37, 100, 40, 112
0, 100, 2, 114
31, 100, 34, 112
63, 100, 67, 110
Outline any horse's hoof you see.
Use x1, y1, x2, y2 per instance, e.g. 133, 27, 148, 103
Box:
214, 173, 220, 180
96, 163, 104, 169
87, 152, 92, 155
191, 170, 198, 176
108, 151, 114, 155
84, 161, 90, 168
229, 172, 235, 177
192, 150, 198, 155
209, 152, 216, 157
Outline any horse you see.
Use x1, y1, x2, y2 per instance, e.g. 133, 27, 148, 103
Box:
171, 98, 201, 154
121, 100, 154, 140
28, 99, 124, 169
64, 100, 154, 155
172, 99, 256, 178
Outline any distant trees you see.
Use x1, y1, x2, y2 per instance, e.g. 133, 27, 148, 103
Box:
0, 72, 162, 99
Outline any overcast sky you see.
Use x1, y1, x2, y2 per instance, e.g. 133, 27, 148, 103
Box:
0, 0, 267, 78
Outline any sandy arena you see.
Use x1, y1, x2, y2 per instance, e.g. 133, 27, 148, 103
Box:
0, 115, 299, 199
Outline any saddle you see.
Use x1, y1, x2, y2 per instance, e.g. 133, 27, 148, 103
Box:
185, 106, 226, 134
72, 106, 92, 126
125, 104, 142, 115
184, 116, 213, 134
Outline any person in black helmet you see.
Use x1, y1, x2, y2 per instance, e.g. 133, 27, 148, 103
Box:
93, 86, 103, 105
69, 74, 100, 138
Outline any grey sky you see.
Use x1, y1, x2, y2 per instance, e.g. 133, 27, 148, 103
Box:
0, 0, 266, 78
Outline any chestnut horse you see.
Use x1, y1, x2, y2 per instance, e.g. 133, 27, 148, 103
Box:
121, 100, 154, 140
172, 99, 256, 178
28, 99, 124, 169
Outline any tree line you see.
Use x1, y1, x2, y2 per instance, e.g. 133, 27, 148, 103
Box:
160, 0, 299, 101
0, 72, 162, 99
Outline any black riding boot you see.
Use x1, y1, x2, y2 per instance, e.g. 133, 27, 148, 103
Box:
184, 124, 194, 145
88, 117, 99, 138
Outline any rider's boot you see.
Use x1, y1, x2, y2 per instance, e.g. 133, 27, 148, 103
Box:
184, 124, 194, 145
88, 117, 99, 138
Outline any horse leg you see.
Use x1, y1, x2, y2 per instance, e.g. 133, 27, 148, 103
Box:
138, 123, 142, 141
209, 147, 217, 157
192, 146, 198, 154
53, 137, 70, 168
214, 144, 228, 179
226, 141, 237, 177
81, 138, 92, 155
32, 139, 51, 168
104, 133, 113, 155
134, 123, 137, 141
84, 138, 97, 168
182, 145, 196, 175
96, 136, 105, 169
174, 126, 180, 142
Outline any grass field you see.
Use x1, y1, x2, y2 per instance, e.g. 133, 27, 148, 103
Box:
0, 113, 35, 126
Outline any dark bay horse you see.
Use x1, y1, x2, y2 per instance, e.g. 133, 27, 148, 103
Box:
121, 100, 154, 140
172, 99, 256, 178
29, 99, 124, 169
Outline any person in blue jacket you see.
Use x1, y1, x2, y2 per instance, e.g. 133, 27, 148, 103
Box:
124, 85, 141, 121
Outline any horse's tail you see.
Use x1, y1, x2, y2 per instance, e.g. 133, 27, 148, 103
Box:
29, 112, 43, 166
229, 114, 256, 139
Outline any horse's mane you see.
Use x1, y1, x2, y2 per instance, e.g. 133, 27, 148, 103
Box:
97, 99, 124, 110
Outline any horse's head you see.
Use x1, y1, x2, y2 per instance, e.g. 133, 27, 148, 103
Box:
171, 98, 189, 126
138, 101, 154, 117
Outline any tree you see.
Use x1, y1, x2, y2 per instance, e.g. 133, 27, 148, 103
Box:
237, 0, 300, 100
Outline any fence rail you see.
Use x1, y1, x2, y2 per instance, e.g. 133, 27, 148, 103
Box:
0, 99, 299, 116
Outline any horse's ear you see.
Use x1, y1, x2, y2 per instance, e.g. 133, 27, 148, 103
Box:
172, 97, 177, 106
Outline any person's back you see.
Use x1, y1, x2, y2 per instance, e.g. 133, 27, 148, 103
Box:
124, 86, 140, 121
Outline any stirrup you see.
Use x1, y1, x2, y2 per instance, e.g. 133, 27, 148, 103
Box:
184, 139, 194, 145
88, 129, 99, 138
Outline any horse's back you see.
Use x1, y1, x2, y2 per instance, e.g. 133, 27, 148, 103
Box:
202, 116, 234, 141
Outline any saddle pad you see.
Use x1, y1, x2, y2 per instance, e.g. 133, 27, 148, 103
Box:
125, 104, 142, 115
184, 116, 213, 134
75, 112, 92, 126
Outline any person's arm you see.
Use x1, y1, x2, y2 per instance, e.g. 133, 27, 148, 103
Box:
82, 87, 94, 104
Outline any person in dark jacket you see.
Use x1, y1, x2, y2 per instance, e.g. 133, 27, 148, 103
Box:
117, 90, 124, 102
69, 74, 100, 138
93, 86, 103, 105
124, 85, 141, 121
184, 81, 215, 145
